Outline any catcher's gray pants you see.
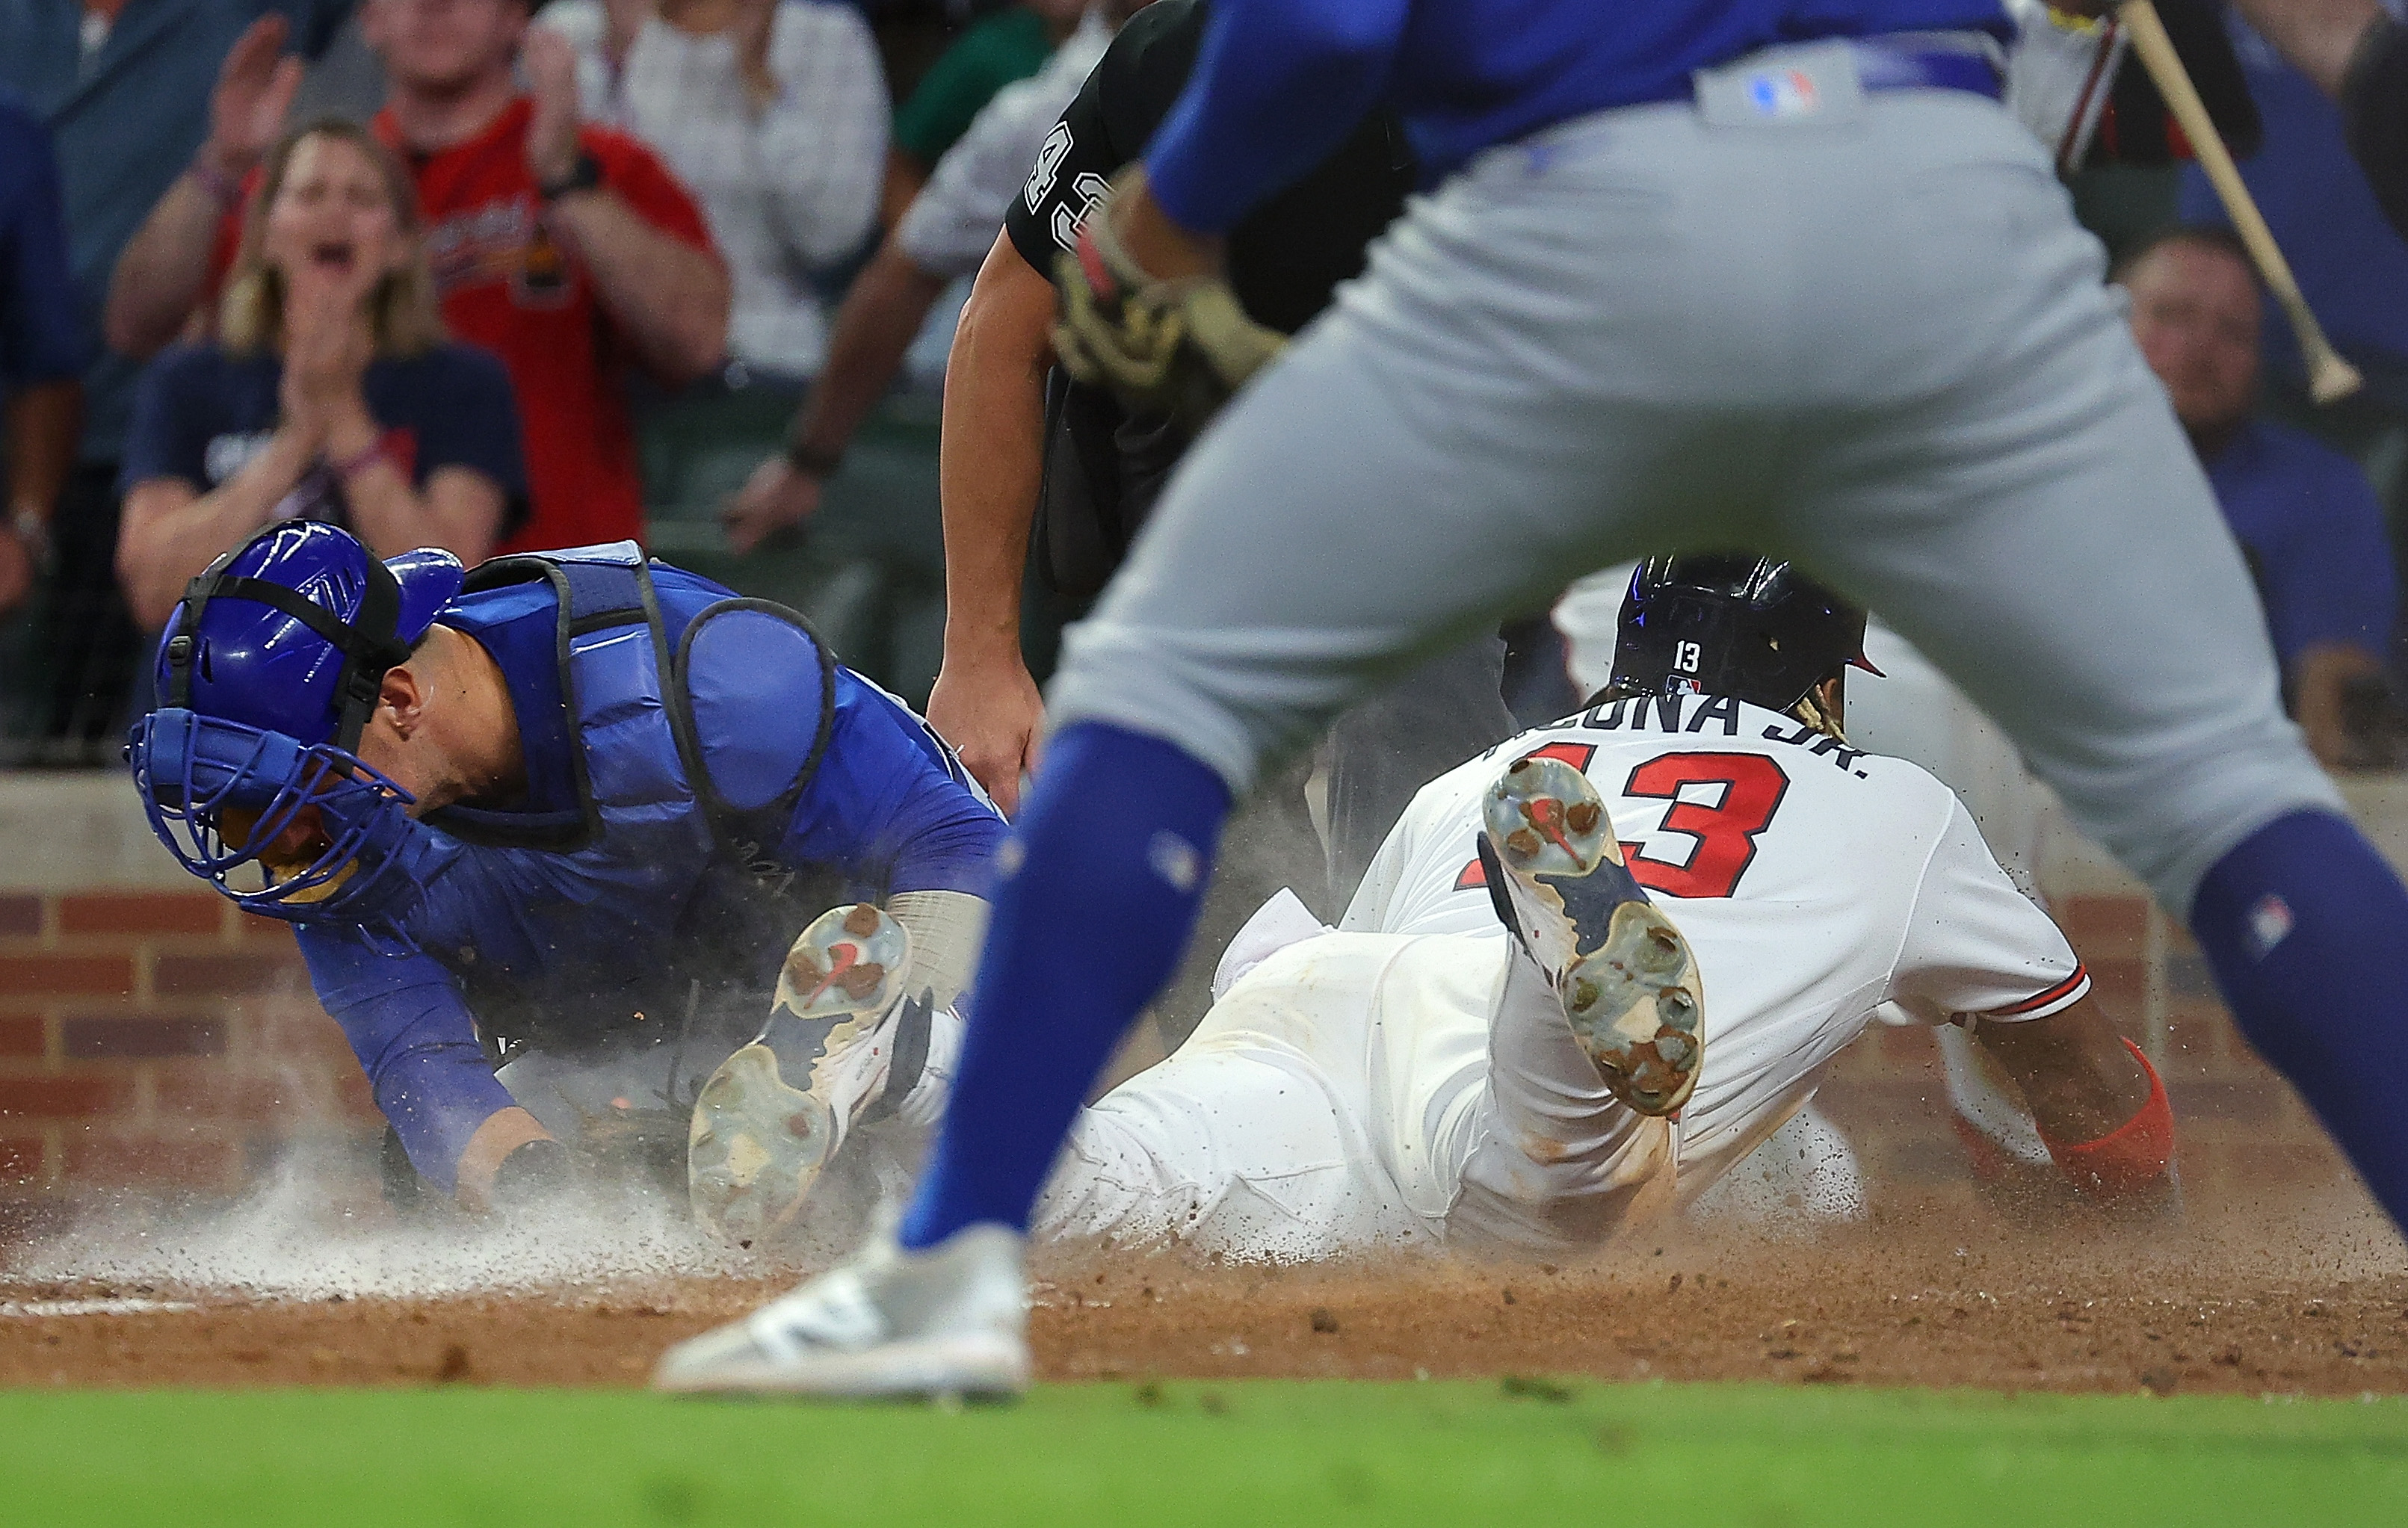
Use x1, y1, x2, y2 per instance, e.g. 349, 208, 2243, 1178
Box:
1049, 70, 2340, 914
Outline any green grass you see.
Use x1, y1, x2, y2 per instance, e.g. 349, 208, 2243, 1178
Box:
2, 1380, 2403, 1527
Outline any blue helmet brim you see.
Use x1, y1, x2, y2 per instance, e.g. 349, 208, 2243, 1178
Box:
387, 547, 466, 648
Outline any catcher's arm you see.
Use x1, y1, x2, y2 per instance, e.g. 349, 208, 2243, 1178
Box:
1052, 167, 1288, 436
1975, 995, 2179, 1210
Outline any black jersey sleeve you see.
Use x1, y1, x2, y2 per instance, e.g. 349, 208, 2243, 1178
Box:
1003, 0, 1206, 273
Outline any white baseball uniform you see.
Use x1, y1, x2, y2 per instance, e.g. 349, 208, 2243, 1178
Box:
1028, 699, 2090, 1259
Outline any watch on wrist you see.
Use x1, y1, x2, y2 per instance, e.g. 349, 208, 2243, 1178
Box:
538, 150, 606, 204
782, 439, 844, 480
8, 509, 55, 575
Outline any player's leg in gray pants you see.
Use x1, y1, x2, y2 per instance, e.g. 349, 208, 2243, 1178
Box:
1051, 84, 2337, 919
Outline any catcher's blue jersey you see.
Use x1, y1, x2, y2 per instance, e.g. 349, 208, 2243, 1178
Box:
1145, 0, 2013, 231
296, 551, 1003, 1190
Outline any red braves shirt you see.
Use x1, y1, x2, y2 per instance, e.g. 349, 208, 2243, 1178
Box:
212, 98, 720, 552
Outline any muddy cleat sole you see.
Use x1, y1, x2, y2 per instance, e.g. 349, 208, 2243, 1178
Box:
1480, 752, 1705, 1116
689, 904, 925, 1245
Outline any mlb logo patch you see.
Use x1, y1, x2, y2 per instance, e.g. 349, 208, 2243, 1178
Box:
2247, 893, 2295, 958
1747, 69, 1821, 117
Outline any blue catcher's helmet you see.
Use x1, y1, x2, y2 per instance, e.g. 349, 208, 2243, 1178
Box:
126, 521, 466, 924
1609, 554, 1880, 715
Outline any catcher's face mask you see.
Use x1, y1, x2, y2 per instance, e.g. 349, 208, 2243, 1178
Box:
125, 522, 462, 929
129, 706, 425, 921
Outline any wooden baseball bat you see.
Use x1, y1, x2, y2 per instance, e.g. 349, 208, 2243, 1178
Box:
2117, 0, 2362, 403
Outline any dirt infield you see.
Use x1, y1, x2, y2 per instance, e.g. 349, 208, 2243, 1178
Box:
4, 1185, 2403, 1398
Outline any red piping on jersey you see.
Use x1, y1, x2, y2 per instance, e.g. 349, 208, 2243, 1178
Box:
1986, 963, 2090, 1018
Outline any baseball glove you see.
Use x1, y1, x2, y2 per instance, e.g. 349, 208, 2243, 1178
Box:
575, 1093, 695, 1199
1052, 167, 1286, 436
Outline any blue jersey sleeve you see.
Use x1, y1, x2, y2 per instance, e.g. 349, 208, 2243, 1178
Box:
1144, 0, 1407, 234
771, 673, 1006, 898
296, 925, 519, 1193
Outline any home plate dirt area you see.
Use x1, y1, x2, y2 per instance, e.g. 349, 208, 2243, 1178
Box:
2, 1187, 2401, 1398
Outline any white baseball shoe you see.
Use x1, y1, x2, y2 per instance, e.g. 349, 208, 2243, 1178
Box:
688, 903, 933, 1245
652, 1223, 1031, 1398
1480, 752, 1705, 1116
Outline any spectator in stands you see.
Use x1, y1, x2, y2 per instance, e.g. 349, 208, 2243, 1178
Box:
2179, 5, 2408, 408
115, 122, 522, 628
105, 0, 729, 554
882, 0, 1084, 226
720, 1, 1122, 551
1, 4, 342, 761
2230, 0, 2408, 250
538, 0, 884, 387
0, 93, 86, 621
2119, 226, 2400, 767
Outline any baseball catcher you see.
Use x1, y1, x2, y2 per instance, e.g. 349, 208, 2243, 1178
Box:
125, 520, 1003, 1236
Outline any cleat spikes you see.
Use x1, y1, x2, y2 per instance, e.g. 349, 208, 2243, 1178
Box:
1479, 755, 1705, 1117
690, 903, 919, 1244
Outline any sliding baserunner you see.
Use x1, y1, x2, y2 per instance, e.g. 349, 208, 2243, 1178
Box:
658, 559, 2176, 1391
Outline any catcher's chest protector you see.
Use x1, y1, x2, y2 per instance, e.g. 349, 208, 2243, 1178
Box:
408, 543, 840, 1057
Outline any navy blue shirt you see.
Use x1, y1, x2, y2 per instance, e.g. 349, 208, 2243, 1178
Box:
2205, 418, 2398, 670
2179, 16, 2408, 387
0, 92, 85, 398
1144, 0, 2012, 232
121, 341, 531, 536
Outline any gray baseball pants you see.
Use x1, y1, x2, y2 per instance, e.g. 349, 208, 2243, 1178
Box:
1049, 67, 2339, 914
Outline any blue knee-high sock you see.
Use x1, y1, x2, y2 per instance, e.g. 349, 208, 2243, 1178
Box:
2190, 809, 2408, 1229
898, 721, 1232, 1249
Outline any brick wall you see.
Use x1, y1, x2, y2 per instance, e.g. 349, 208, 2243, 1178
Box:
0, 882, 2356, 1215
0, 888, 377, 1213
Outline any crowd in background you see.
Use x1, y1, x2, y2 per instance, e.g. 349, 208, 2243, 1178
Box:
1, 0, 2406, 775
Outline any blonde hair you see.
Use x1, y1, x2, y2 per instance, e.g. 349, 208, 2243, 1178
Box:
219, 120, 445, 358
1788, 682, 1848, 743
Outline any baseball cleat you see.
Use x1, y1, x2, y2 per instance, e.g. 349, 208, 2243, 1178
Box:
689, 903, 929, 1246
652, 1223, 1030, 1399
1479, 752, 1705, 1116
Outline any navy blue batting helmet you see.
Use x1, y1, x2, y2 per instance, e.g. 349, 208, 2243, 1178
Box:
126, 521, 464, 923
1608, 554, 1877, 715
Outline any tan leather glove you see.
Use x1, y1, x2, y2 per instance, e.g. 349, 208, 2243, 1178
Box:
1052, 167, 1287, 436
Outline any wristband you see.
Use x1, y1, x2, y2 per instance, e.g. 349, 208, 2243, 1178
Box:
782, 439, 844, 479
7, 508, 53, 575
331, 438, 391, 481
190, 156, 245, 208
2037, 1038, 2175, 1197
538, 150, 606, 204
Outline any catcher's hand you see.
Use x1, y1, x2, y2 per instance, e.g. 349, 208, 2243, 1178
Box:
1052, 167, 1285, 436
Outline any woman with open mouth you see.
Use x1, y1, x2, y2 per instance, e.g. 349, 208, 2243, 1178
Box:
114, 119, 529, 632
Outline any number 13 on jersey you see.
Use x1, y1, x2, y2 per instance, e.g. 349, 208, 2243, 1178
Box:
1457, 749, 1791, 900
1621, 751, 1791, 898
